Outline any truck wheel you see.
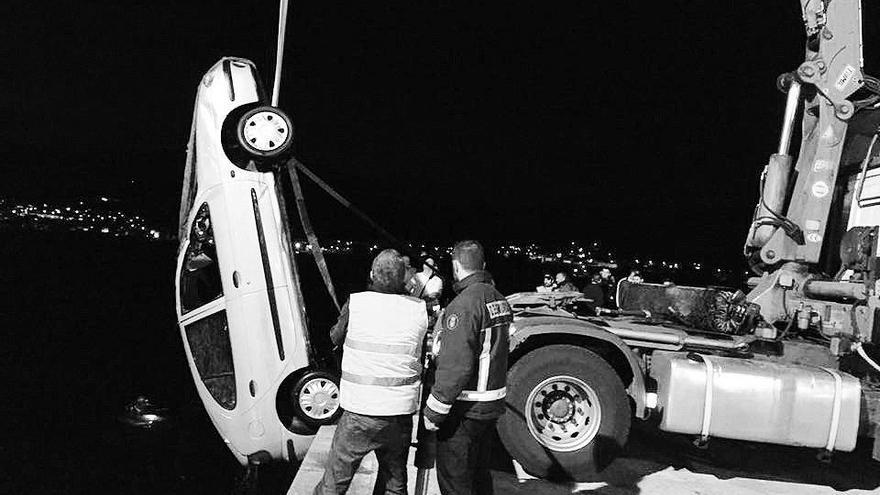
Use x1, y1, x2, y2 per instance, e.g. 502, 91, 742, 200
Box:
497, 344, 630, 480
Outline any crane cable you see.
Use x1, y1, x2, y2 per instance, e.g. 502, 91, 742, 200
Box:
270, 0, 443, 309
271, 0, 290, 107
269, 0, 342, 311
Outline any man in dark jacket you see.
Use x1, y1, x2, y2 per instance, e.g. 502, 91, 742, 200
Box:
599, 267, 617, 308
581, 273, 606, 312
423, 240, 512, 495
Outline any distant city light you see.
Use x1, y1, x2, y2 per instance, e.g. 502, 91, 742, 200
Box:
1, 199, 739, 284
1, 197, 165, 242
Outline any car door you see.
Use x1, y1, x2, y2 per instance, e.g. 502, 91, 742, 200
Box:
176, 199, 237, 411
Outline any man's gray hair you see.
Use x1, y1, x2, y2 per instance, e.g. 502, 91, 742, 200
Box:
371, 248, 406, 292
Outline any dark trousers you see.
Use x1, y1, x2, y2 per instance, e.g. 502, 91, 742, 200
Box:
314, 410, 413, 495
436, 415, 496, 495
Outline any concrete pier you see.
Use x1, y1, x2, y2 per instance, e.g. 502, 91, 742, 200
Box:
288, 424, 880, 494
288, 425, 440, 495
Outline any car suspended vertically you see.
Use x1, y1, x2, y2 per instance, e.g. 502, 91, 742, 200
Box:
175, 57, 341, 465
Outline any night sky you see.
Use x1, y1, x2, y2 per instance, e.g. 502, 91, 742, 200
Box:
7, 1, 880, 260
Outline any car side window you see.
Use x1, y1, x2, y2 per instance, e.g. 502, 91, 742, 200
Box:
180, 203, 223, 314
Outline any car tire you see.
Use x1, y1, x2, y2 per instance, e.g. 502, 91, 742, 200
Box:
235, 105, 293, 158
497, 344, 630, 480
291, 370, 342, 428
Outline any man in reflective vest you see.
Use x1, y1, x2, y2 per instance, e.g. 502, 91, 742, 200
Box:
314, 249, 429, 495
423, 240, 512, 495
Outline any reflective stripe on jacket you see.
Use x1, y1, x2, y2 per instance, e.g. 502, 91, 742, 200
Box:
425, 271, 511, 423
339, 291, 428, 416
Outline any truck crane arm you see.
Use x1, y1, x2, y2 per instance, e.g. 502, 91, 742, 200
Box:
741, 0, 880, 348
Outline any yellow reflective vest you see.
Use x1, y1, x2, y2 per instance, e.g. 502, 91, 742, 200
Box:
340, 291, 428, 415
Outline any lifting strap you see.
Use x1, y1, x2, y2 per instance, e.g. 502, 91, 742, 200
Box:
699, 355, 716, 444
285, 160, 341, 312
291, 158, 401, 245
284, 157, 446, 311
289, 165, 445, 298
820, 367, 843, 452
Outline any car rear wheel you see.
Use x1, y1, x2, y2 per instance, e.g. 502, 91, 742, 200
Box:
497, 344, 630, 480
222, 103, 294, 170
236, 105, 293, 158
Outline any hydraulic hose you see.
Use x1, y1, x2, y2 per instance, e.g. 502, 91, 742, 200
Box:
853, 342, 880, 374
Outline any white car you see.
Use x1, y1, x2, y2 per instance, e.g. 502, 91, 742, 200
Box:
175, 57, 340, 465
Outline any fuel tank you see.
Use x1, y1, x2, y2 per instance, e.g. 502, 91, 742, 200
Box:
652, 352, 860, 451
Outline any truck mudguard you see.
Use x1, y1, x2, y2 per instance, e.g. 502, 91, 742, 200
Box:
509, 316, 648, 419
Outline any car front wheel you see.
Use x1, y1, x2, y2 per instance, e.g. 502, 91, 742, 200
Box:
291, 370, 342, 428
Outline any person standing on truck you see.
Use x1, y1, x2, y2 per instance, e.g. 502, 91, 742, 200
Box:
554, 271, 578, 292
626, 269, 644, 284
314, 249, 429, 495
535, 273, 555, 292
581, 273, 606, 311
599, 267, 617, 307
423, 240, 512, 495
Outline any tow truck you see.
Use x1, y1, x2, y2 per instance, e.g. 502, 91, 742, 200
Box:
174, 0, 880, 483
494, 0, 880, 480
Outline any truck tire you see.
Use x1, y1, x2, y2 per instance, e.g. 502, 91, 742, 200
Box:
497, 344, 630, 480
